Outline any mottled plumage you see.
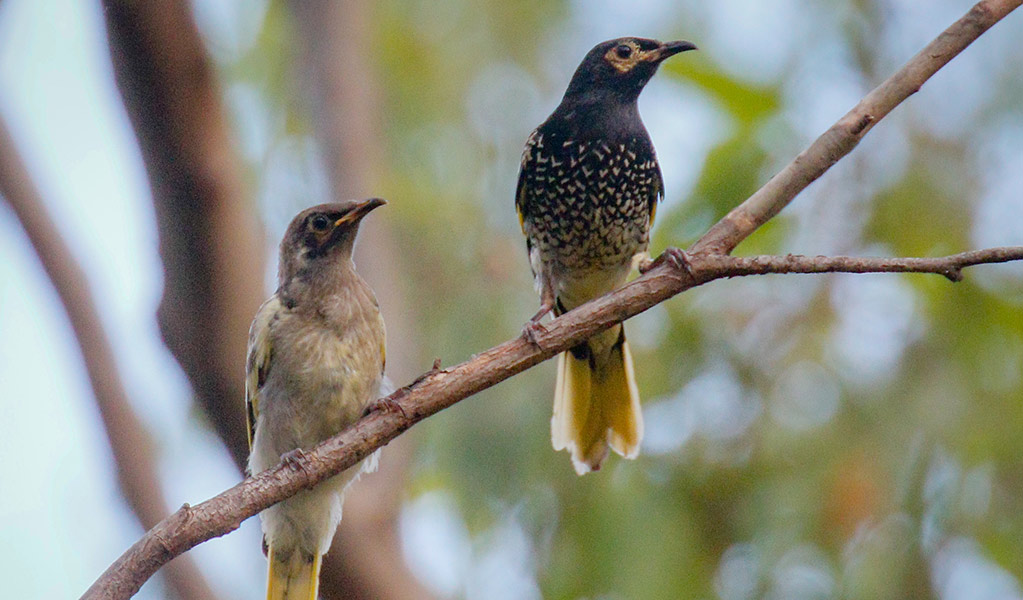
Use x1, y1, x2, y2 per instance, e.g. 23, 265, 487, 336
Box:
516, 37, 696, 474
247, 198, 387, 600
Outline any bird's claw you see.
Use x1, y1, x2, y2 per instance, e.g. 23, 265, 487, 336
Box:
640, 247, 694, 277
521, 319, 548, 349
281, 448, 307, 470
365, 396, 409, 420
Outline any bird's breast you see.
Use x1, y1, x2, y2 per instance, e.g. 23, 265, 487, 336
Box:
260, 311, 384, 454
520, 133, 658, 271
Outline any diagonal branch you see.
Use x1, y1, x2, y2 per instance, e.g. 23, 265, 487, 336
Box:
80, 0, 1023, 598
0, 118, 218, 600
691, 0, 1020, 256
81, 244, 1023, 600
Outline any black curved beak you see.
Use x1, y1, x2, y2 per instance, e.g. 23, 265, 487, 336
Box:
652, 40, 698, 62
335, 197, 386, 227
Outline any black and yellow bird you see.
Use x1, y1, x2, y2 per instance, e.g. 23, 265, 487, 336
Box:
515, 37, 696, 474
246, 199, 387, 600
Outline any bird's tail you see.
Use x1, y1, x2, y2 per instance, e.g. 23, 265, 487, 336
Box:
266, 543, 321, 600
551, 324, 643, 474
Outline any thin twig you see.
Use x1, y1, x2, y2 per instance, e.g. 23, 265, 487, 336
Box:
80, 0, 1023, 598
701, 247, 1023, 282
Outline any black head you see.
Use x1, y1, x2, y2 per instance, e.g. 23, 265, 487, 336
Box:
563, 37, 697, 104
278, 198, 386, 285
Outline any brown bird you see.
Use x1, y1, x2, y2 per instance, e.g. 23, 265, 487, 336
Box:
246, 199, 387, 600
516, 37, 696, 474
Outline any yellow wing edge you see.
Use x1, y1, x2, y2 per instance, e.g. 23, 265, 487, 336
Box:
245, 296, 280, 455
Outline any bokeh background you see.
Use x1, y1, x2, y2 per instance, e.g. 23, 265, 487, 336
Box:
2, 0, 1023, 599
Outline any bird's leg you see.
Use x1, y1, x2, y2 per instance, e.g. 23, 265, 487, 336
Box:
639, 247, 694, 277
522, 285, 555, 348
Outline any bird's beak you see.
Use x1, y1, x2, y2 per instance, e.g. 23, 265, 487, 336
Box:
335, 197, 387, 227
648, 40, 698, 62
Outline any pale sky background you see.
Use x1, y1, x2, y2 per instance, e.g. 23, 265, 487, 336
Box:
1, 0, 1022, 599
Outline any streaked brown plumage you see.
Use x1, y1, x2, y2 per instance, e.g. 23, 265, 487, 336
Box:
246, 198, 387, 600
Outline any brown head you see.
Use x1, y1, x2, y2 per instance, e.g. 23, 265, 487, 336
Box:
277, 198, 386, 291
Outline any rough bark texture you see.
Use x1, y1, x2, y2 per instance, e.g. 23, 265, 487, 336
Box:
0, 118, 218, 600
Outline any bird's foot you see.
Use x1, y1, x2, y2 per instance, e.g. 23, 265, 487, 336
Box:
364, 358, 443, 419
281, 448, 308, 470
364, 395, 408, 420
521, 319, 549, 349
640, 247, 694, 277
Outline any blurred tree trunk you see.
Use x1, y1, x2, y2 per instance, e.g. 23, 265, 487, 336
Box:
103, 0, 262, 467
102, 0, 427, 598
286, 2, 432, 599
0, 117, 217, 600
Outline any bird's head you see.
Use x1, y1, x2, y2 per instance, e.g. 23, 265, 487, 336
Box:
278, 198, 386, 286
564, 37, 697, 104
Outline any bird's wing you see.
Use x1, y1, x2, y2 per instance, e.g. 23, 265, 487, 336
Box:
245, 295, 281, 453
515, 129, 543, 234
649, 158, 665, 227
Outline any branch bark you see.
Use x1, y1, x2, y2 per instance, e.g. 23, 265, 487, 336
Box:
0, 118, 218, 600
699, 247, 1023, 281
81, 0, 1023, 597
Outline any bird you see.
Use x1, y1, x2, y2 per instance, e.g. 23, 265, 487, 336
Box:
246, 198, 388, 600
515, 37, 696, 475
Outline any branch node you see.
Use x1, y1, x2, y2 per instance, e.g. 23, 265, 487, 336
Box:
944, 268, 964, 282
850, 113, 875, 135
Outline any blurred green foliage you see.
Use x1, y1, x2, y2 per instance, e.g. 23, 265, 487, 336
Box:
219, 1, 1023, 598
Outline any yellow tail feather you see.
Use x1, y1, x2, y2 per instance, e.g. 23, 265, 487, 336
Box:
551, 325, 643, 475
267, 543, 321, 600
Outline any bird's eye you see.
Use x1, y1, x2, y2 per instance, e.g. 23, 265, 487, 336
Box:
615, 44, 633, 59
311, 215, 331, 231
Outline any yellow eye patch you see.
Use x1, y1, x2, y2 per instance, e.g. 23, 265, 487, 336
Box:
603, 41, 658, 73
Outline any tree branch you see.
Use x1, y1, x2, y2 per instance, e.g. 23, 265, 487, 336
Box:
691, 0, 1020, 256
700, 247, 1023, 282
79, 240, 1023, 600
0, 118, 218, 600
80, 0, 1023, 598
